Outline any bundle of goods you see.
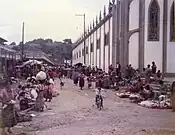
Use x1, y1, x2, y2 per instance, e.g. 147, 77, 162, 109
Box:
116, 92, 130, 98
36, 71, 46, 81
138, 98, 171, 109
18, 85, 38, 111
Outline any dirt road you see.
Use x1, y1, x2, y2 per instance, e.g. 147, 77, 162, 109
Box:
15, 79, 175, 135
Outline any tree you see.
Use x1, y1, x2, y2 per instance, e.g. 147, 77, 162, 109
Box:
63, 39, 72, 44
12, 38, 73, 64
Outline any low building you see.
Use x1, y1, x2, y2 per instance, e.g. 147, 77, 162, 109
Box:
0, 38, 20, 81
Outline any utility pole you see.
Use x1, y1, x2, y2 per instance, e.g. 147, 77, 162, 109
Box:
21, 22, 25, 62
75, 14, 86, 65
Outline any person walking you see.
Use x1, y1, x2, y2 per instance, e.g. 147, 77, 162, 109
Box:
79, 73, 85, 90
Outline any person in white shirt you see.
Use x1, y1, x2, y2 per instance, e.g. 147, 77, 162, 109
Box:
95, 87, 104, 108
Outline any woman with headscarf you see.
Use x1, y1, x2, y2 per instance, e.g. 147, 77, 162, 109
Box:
35, 66, 47, 112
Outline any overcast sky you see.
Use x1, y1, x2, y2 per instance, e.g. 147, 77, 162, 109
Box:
0, 0, 109, 44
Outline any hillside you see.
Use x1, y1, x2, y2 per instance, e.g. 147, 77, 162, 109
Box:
11, 38, 72, 64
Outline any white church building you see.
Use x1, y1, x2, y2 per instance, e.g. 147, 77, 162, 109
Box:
72, 0, 175, 76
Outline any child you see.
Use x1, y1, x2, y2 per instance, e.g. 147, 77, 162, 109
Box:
60, 79, 65, 89
87, 77, 92, 89
44, 78, 54, 102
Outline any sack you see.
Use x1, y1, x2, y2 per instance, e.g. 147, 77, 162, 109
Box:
31, 89, 38, 99
36, 71, 46, 81
49, 78, 54, 85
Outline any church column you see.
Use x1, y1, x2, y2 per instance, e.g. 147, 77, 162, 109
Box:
103, 24, 106, 71
119, 0, 125, 67
99, 28, 102, 68
112, 3, 117, 67
96, 30, 98, 66
162, 0, 168, 74
139, 0, 145, 71
90, 34, 92, 66
103, 6, 106, 71
108, 17, 111, 67
123, 0, 130, 67
116, 0, 121, 64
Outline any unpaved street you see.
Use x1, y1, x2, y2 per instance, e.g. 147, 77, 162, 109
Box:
15, 79, 175, 135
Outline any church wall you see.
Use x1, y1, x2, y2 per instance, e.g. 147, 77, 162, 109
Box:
104, 46, 109, 72
88, 36, 91, 66
128, 0, 139, 69
144, 0, 164, 71
129, 33, 139, 69
167, 0, 175, 73
101, 23, 105, 70
90, 33, 93, 66
97, 49, 100, 67
72, 49, 75, 65
79, 43, 83, 64
72, 43, 81, 65
97, 28, 100, 68
129, 0, 139, 30
105, 20, 109, 72
109, 17, 113, 65
94, 30, 97, 66
85, 38, 89, 66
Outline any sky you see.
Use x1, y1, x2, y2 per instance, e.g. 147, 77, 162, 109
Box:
0, 0, 109, 44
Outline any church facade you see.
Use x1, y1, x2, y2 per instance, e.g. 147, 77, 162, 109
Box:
72, 0, 175, 76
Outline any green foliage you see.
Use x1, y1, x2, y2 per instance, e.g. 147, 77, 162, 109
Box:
12, 38, 72, 63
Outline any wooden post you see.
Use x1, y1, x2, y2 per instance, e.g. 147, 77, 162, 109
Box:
171, 81, 175, 111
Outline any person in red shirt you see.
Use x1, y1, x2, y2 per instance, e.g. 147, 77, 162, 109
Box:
48, 70, 54, 81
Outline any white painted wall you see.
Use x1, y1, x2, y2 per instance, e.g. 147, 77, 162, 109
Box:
129, 33, 139, 69
101, 24, 104, 70
105, 46, 109, 72
72, 49, 75, 65
97, 49, 100, 67
94, 31, 97, 66
97, 28, 100, 68
167, 0, 175, 73
129, 0, 139, 30
144, 0, 163, 71
85, 38, 89, 66
110, 17, 113, 65
105, 19, 109, 70
72, 43, 83, 65
128, 0, 139, 69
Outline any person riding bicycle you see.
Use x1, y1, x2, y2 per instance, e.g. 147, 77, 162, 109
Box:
95, 87, 104, 108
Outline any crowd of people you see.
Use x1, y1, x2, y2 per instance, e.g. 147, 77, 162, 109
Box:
0, 60, 172, 134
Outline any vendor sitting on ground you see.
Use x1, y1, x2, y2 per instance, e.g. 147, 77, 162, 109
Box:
156, 70, 162, 81
129, 78, 143, 93
159, 80, 167, 95
140, 85, 154, 100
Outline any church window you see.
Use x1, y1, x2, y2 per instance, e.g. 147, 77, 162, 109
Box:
82, 48, 84, 56
90, 43, 94, 52
96, 39, 100, 49
104, 32, 109, 46
79, 50, 81, 58
170, 2, 175, 41
86, 46, 88, 54
148, 0, 160, 41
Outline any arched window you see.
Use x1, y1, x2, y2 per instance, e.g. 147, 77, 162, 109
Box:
148, 0, 160, 41
170, 2, 175, 41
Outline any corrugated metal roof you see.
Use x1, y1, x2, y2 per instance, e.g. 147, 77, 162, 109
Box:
0, 44, 16, 52
0, 37, 7, 43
